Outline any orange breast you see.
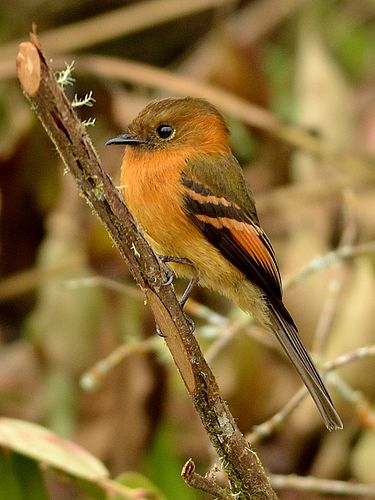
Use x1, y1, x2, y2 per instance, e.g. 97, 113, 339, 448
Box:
120, 147, 194, 256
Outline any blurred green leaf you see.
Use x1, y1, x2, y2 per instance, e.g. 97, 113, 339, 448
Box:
146, 425, 198, 500
334, 24, 375, 81
115, 471, 166, 500
0, 451, 48, 500
0, 451, 23, 500
227, 117, 256, 164
262, 43, 295, 121
73, 477, 106, 500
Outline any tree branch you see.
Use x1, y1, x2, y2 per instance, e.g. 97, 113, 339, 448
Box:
16, 34, 277, 499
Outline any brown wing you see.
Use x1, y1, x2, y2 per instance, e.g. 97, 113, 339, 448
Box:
181, 174, 283, 304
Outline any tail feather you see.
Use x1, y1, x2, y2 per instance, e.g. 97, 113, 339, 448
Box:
269, 302, 343, 431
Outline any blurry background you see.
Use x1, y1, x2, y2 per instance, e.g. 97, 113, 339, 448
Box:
1, 0, 375, 498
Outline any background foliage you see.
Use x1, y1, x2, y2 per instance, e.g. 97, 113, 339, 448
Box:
1, 0, 375, 498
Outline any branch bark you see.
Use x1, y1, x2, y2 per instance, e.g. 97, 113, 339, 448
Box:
16, 34, 277, 499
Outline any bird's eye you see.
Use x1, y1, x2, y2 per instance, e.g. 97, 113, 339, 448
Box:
156, 124, 175, 140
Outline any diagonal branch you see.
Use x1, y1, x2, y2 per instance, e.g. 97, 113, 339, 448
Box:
16, 33, 277, 499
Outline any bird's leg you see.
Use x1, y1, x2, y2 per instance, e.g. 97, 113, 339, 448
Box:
156, 256, 197, 336
158, 255, 193, 286
155, 278, 197, 336
179, 277, 198, 332
179, 277, 198, 308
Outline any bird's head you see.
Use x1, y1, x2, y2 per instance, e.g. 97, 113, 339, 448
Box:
106, 96, 230, 155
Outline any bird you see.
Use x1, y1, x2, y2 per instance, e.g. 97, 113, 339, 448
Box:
106, 96, 343, 431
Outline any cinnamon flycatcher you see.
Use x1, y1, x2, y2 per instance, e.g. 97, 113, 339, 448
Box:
107, 96, 342, 431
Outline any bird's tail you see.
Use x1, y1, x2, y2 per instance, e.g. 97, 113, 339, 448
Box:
269, 302, 343, 431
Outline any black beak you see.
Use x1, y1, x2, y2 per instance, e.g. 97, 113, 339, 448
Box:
105, 133, 146, 146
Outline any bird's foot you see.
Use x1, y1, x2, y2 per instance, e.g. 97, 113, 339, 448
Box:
158, 255, 194, 287
155, 313, 195, 337
184, 314, 195, 333
155, 324, 165, 337
162, 265, 174, 286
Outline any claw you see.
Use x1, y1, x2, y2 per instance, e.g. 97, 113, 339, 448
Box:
159, 255, 194, 287
184, 314, 195, 333
155, 324, 166, 337
162, 266, 174, 286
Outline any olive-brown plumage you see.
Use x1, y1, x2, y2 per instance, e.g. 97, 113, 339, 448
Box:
107, 96, 342, 430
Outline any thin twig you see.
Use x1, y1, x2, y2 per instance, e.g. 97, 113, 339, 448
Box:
283, 240, 375, 290
181, 459, 230, 499
0, 256, 83, 302
80, 337, 160, 391
313, 190, 356, 352
324, 344, 375, 372
65, 275, 227, 327
64, 275, 143, 300
247, 343, 375, 443
205, 317, 248, 364
329, 375, 375, 428
16, 34, 276, 499
247, 385, 307, 444
270, 473, 375, 497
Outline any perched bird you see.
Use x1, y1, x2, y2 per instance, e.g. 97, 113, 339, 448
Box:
106, 96, 342, 430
